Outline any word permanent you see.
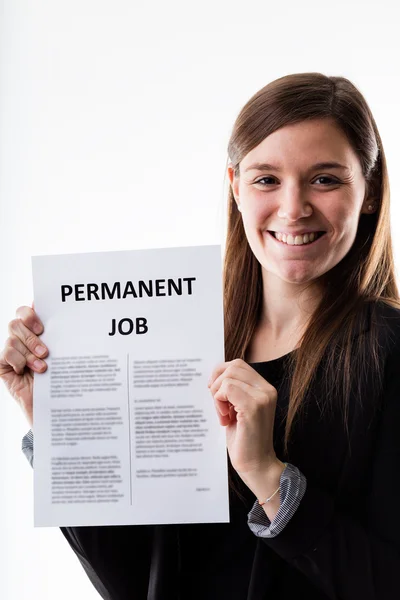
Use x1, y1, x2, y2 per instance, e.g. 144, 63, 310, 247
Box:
61, 278, 196, 303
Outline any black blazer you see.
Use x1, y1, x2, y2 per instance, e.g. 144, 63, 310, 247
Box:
59, 300, 400, 599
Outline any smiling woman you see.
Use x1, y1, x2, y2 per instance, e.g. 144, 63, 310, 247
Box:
228, 117, 378, 290
224, 75, 389, 442
3, 72, 400, 600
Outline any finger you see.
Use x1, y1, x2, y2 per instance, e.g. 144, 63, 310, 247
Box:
16, 305, 43, 336
5, 336, 47, 372
214, 377, 270, 414
209, 364, 262, 396
8, 318, 48, 359
208, 358, 249, 388
217, 410, 236, 427
210, 381, 237, 417
213, 377, 251, 406
0, 345, 26, 375
1, 343, 46, 376
214, 394, 231, 416
228, 403, 237, 424
208, 361, 230, 388
213, 398, 236, 427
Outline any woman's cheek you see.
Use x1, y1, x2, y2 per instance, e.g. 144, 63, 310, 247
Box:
246, 201, 273, 227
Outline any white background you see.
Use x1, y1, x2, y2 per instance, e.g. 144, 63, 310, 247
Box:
0, 1, 399, 598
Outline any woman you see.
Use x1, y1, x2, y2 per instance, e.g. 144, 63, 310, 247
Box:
2, 72, 400, 599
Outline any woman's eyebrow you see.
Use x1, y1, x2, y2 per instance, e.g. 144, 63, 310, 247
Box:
244, 161, 350, 173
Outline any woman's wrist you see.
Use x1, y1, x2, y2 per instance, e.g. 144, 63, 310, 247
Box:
238, 459, 287, 521
243, 459, 286, 496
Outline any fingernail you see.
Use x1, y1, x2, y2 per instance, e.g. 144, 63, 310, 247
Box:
34, 359, 45, 370
35, 345, 46, 356
33, 322, 42, 334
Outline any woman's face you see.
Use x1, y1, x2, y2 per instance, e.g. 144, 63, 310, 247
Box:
228, 118, 376, 286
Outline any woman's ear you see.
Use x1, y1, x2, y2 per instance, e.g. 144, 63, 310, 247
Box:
361, 172, 380, 215
361, 201, 378, 215
227, 163, 240, 208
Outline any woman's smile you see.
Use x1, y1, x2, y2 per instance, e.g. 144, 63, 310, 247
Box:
265, 229, 328, 251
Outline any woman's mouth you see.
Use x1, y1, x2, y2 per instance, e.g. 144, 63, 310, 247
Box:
267, 231, 326, 247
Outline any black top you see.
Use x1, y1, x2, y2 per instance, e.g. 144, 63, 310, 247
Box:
59, 300, 400, 599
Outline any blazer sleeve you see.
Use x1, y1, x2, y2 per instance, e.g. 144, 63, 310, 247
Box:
253, 341, 400, 599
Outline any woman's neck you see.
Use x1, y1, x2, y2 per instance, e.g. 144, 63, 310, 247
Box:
246, 270, 321, 363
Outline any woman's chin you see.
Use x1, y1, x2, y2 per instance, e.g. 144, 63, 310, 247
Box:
268, 265, 322, 286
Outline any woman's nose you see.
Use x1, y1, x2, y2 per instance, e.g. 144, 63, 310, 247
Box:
276, 185, 313, 221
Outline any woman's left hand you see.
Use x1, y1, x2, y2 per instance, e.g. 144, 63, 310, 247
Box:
208, 358, 280, 481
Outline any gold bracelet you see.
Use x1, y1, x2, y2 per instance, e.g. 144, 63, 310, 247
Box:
258, 486, 280, 506
257, 462, 287, 506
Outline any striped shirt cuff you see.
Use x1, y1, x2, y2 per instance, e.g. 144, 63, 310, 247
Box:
21, 429, 34, 468
247, 463, 307, 538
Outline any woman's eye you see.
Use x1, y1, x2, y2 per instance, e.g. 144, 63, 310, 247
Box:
313, 176, 339, 185
254, 177, 277, 186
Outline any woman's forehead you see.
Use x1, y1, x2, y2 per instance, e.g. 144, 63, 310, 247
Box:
240, 119, 357, 173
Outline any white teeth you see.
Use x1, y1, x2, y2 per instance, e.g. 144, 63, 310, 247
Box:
272, 231, 321, 246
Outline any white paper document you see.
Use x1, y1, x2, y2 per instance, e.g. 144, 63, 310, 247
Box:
32, 245, 228, 527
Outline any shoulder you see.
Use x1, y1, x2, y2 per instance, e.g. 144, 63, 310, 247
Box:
366, 299, 400, 370
370, 299, 400, 328
349, 300, 400, 413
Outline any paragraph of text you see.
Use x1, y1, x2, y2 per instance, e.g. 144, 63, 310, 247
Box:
134, 404, 208, 458
50, 355, 122, 398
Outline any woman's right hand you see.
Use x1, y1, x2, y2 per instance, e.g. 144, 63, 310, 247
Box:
0, 304, 48, 428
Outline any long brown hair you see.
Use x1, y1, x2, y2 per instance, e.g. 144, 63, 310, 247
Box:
224, 72, 400, 458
